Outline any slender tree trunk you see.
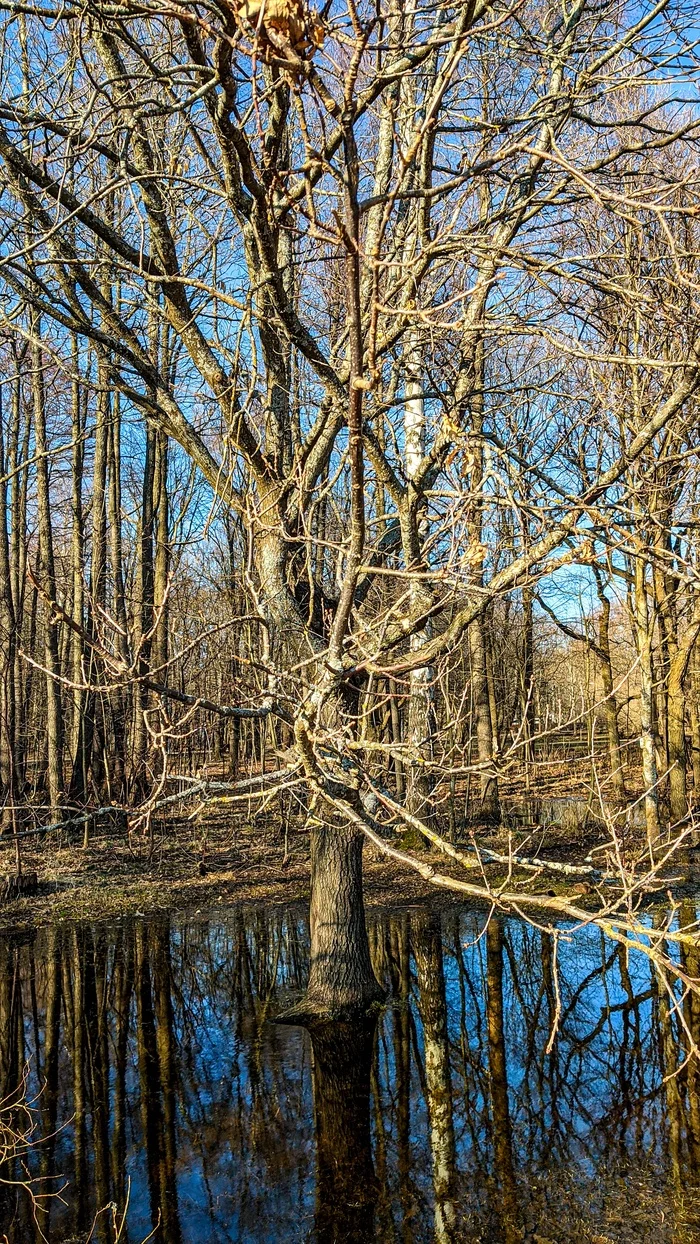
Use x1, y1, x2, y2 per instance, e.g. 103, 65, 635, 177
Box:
0, 386, 18, 832
68, 340, 87, 801
108, 399, 129, 797
152, 430, 169, 676
521, 583, 535, 772
469, 617, 500, 822
31, 329, 64, 815
690, 649, 700, 802
633, 561, 661, 846
403, 328, 436, 823
594, 574, 626, 804
467, 341, 499, 823
10, 372, 30, 793
133, 424, 156, 788
389, 678, 405, 799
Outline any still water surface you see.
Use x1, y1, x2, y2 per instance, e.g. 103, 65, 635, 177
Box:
1, 903, 699, 1243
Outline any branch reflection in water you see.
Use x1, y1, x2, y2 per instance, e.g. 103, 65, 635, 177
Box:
0, 903, 699, 1242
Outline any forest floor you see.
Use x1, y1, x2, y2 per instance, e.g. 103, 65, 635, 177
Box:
0, 755, 694, 931
0, 746, 696, 935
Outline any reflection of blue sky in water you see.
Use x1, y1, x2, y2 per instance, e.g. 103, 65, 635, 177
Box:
0, 905, 696, 1242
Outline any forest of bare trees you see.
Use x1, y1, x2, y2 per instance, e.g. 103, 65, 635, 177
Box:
0, 0, 699, 1011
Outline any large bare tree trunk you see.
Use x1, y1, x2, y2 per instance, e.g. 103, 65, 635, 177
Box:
283, 822, 385, 1020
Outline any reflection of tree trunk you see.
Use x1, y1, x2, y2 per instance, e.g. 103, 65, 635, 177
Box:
84, 929, 111, 1236
413, 912, 456, 1244
151, 920, 182, 1244
40, 927, 62, 1184
135, 923, 168, 1238
309, 1016, 379, 1244
486, 919, 521, 1244
679, 900, 700, 1179
389, 914, 413, 1234
111, 926, 133, 1211
0, 939, 22, 1103
69, 928, 88, 1234
282, 823, 385, 1020
654, 960, 683, 1191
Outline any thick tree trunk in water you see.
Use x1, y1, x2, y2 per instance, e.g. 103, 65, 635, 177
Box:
309, 1015, 379, 1244
281, 822, 384, 1021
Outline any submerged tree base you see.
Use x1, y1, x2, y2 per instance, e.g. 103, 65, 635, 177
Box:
277, 821, 386, 1023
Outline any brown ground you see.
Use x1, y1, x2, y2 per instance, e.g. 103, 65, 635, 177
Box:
0, 813, 672, 936
0, 754, 687, 931
0, 811, 448, 931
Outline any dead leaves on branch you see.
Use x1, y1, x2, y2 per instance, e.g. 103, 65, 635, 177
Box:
232, 0, 325, 68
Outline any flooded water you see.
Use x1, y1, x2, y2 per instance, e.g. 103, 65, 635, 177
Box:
1, 903, 699, 1243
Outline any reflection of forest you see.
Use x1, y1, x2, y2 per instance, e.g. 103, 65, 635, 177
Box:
0, 905, 699, 1243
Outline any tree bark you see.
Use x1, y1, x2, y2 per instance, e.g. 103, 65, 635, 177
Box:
594, 572, 626, 804
280, 822, 385, 1021
31, 329, 64, 815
